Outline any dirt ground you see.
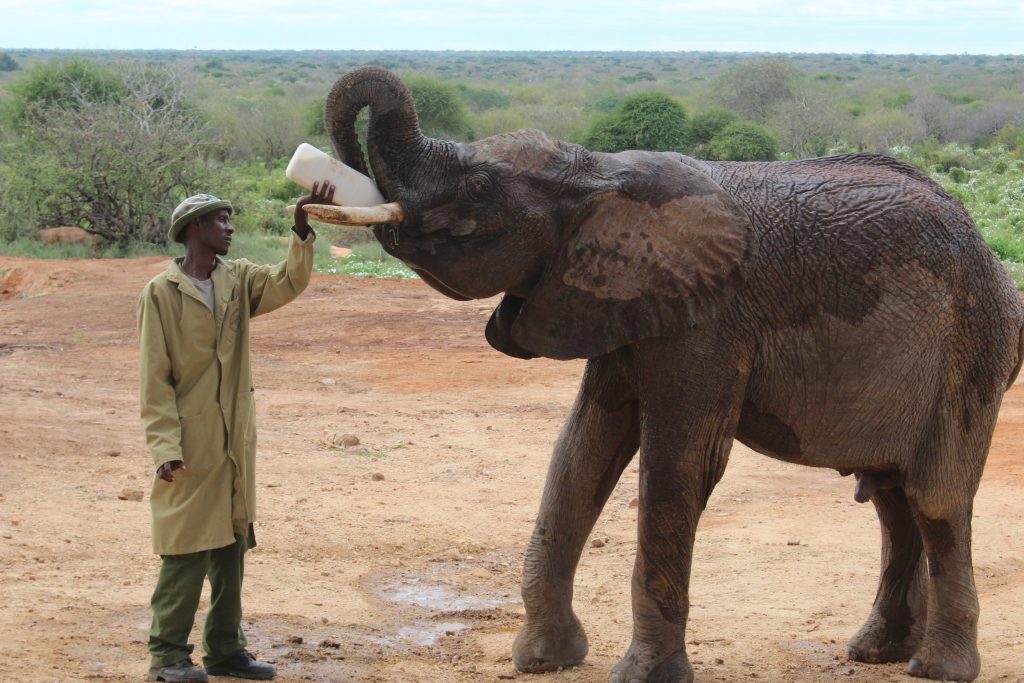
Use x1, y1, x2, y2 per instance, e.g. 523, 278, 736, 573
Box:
1, 255, 1022, 683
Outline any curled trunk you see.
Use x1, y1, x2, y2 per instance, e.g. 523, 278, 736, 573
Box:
324, 66, 428, 203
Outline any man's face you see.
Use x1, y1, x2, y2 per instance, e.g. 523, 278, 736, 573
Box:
186, 209, 234, 256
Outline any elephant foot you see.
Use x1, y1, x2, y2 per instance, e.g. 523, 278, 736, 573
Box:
906, 641, 980, 682
512, 612, 588, 673
609, 644, 693, 683
846, 615, 920, 663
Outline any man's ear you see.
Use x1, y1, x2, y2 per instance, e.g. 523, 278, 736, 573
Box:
503, 156, 755, 360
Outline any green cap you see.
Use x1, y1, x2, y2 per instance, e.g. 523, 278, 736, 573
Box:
168, 194, 233, 243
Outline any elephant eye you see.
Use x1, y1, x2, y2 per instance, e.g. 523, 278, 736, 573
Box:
466, 171, 493, 200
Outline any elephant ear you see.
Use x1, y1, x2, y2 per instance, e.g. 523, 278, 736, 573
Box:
501, 157, 754, 360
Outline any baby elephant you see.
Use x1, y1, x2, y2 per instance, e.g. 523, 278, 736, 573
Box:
318, 66, 1024, 682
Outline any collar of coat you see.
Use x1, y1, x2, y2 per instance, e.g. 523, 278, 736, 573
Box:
165, 256, 237, 320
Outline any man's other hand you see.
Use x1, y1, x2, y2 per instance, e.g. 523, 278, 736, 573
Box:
156, 460, 186, 482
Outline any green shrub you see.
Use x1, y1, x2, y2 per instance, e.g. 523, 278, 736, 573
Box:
1, 64, 213, 244
0, 53, 18, 72
688, 107, 739, 146
457, 84, 512, 112
708, 122, 780, 161
985, 229, 1024, 263
620, 71, 656, 83
585, 95, 622, 114
948, 167, 969, 183
995, 124, 1024, 153
582, 92, 690, 153
404, 75, 473, 140
5, 58, 124, 126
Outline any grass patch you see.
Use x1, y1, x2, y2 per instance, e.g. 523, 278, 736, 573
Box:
0, 237, 174, 259
316, 240, 415, 279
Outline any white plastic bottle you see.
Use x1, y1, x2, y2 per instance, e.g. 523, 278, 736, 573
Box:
284, 143, 385, 206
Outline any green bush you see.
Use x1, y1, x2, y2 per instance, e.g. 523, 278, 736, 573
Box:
948, 167, 969, 183
708, 122, 780, 161
688, 107, 739, 146
995, 124, 1024, 154
1, 64, 213, 244
0, 53, 18, 72
404, 75, 473, 140
457, 84, 512, 112
620, 71, 656, 83
581, 92, 690, 153
5, 58, 124, 126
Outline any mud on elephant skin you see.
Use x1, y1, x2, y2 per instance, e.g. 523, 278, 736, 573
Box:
319, 66, 1024, 683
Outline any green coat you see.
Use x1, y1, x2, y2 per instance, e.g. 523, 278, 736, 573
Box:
138, 232, 315, 555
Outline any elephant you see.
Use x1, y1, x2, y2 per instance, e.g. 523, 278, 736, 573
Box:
318, 66, 1024, 683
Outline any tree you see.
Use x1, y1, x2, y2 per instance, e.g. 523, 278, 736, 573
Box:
404, 75, 472, 140
768, 84, 849, 158
304, 96, 326, 136
904, 93, 967, 143
0, 53, 17, 71
582, 92, 690, 153
857, 109, 926, 152
687, 107, 738, 158
1, 64, 214, 244
713, 59, 800, 123
5, 58, 123, 126
708, 122, 780, 161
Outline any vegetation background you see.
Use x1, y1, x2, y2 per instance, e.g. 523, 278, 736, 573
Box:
0, 49, 1021, 285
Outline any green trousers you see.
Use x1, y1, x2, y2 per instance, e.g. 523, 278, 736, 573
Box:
148, 534, 250, 669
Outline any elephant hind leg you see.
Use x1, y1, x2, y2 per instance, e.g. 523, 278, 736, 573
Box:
899, 403, 995, 682
903, 500, 982, 682
846, 485, 927, 664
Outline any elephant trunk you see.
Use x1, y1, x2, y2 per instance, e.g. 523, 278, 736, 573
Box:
324, 66, 446, 215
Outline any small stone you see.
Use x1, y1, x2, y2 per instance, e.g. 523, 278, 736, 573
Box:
371, 472, 385, 481
106, 449, 121, 457
118, 489, 144, 502
787, 537, 801, 546
288, 635, 303, 644
591, 537, 607, 548
715, 658, 725, 665
320, 377, 336, 386
341, 434, 360, 448
628, 497, 639, 508
318, 638, 340, 649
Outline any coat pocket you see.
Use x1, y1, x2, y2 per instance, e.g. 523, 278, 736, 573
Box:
179, 404, 226, 473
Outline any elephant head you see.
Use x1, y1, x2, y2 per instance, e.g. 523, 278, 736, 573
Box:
324, 66, 756, 360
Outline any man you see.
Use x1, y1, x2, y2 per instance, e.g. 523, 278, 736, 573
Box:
138, 182, 334, 682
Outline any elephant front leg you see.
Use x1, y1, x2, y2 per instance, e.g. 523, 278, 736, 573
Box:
611, 337, 748, 683
513, 352, 640, 673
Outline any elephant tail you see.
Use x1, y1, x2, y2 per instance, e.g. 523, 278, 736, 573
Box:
1007, 317, 1024, 390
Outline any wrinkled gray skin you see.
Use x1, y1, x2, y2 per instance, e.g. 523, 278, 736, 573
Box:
325, 67, 1024, 683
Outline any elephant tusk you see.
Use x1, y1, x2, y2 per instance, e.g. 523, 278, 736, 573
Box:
286, 202, 404, 226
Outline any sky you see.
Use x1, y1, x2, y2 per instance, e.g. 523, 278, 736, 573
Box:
0, 0, 1022, 54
